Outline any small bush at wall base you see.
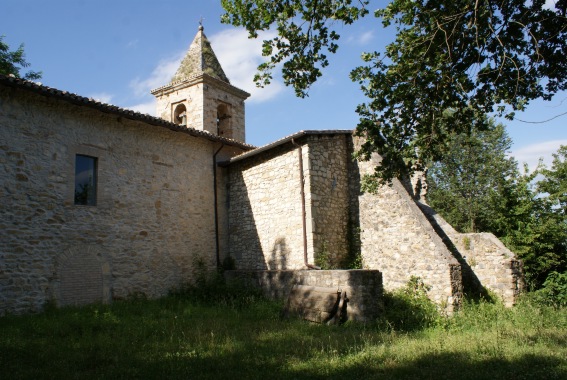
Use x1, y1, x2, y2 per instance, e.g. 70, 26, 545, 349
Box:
376, 276, 440, 332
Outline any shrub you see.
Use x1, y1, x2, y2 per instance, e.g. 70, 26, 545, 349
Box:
377, 276, 440, 332
531, 271, 567, 308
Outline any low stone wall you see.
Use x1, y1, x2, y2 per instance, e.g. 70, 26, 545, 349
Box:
224, 269, 383, 322
419, 202, 525, 306
452, 233, 524, 306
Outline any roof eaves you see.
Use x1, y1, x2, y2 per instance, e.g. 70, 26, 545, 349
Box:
221, 129, 354, 166
0, 74, 255, 151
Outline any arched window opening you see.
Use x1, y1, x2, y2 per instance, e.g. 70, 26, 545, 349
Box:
173, 103, 187, 126
216, 104, 231, 137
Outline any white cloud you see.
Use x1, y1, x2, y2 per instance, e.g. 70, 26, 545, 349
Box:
128, 28, 283, 105
129, 51, 184, 97
358, 30, 375, 45
346, 29, 375, 45
127, 101, 156, 116
510, 139, 567, 171
210, 28, 284, 103
88, 92, 113, 104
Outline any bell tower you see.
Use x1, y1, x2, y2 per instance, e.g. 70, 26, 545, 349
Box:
151, 25, 250, 142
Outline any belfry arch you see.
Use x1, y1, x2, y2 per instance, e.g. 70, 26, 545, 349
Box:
173, 103, 187, 126
217, 103, 232, 137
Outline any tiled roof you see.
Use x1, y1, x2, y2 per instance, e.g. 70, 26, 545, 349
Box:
0, 74, 255, 150
223, 129, 354, 165
171, 26, 230, 84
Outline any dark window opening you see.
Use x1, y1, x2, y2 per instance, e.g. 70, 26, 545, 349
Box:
74, 154, 97, 206
174, 103, 187, 126
216, 104, 231, 137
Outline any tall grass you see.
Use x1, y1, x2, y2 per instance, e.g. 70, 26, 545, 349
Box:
1, 283, 566, 379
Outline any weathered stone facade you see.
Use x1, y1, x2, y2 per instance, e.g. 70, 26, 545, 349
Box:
226, 133, 354, 270
0, 80, 247, 314
227, 142, 306, 269
0, 26, 524, 316
420, 204, 524, 306
151, 27, 249, 142
356, 154, 463, 310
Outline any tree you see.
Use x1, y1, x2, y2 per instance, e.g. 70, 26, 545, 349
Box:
538, 145, 567, 215
496, 167, 567, 290
426, 120, 516, 233
428, 127, 567, 290
221, 0, 567, 182
0, 36, 41, 80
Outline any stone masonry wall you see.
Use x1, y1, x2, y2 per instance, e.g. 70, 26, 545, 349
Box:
202, 80, 247, 142
355, 151, 463, 311
304, 135, 350, 267
224, 269, 383, 322
154, 78, 247, 142
228, 144, 307, 269
0, 86, 232, 315
155, 83, 204, 131
421, 205, 524, 306
228, 135, 354, 270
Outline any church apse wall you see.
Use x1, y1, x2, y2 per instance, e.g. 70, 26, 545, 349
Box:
228, 143, 307, 269
0, 86, 224, 315
227, 133, 354, 271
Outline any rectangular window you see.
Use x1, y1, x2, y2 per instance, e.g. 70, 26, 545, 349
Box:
74, 154, 97, 206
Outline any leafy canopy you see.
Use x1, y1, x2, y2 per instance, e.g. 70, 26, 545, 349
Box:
427, 126, 567, 290
0, 36, 42, 80
426, 120, 516, 233
222, 0, 567, 182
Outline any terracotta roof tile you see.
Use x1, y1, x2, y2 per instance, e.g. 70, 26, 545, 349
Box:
0, 74, 255, 150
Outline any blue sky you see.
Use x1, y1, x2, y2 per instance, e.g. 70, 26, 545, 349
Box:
4, 0, 566, 170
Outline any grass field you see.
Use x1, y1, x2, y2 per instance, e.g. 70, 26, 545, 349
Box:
1, 289, 566, 380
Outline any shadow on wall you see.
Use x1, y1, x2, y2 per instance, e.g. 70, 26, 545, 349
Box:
416, 202, 494, 301
228, 169, 266, 270
268, 237, 289, 270
345, 135, 362, 269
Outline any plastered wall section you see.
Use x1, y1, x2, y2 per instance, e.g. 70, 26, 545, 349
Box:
356, 155, 463, 310
304, 135, 350, 267
423, 208, 524, 306
0, 87, 225, 314
228, 144, 308, 269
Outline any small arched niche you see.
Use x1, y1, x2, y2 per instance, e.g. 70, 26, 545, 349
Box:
173, 103, 187, 126
217, 103, 232, 137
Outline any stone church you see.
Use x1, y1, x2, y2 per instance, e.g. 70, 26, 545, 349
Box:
0, 26, 523, 316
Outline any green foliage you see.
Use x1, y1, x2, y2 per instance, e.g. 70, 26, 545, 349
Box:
342, 215, 363, 269
176, 272, 266, 310
377, 276, 440, 332
222, 0, 567, 182
427, 120, 517, 233
531, 271, 567, 308
1, 293, 567, 379
221, 0, 369, 97
539, 146, 567, 216
428, 127, 567, 290
0, 36, 41, 80
314, 240, 333, 269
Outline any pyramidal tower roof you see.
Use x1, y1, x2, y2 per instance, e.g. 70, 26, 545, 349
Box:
171, 25, 230, 84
